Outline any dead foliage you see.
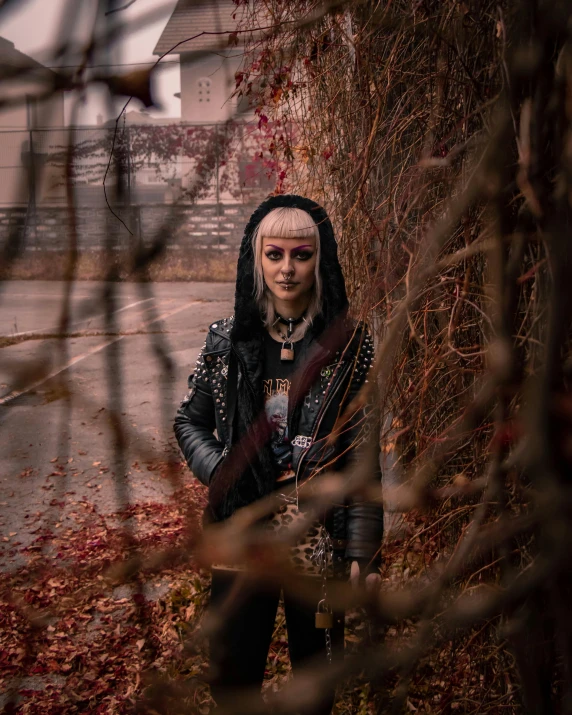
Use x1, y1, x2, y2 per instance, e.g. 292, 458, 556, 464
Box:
229, 0, 572, 712
3, 0, 572, 714
6, 249, 237, 283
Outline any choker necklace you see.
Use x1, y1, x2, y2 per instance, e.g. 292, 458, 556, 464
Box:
273, 311, 307, 362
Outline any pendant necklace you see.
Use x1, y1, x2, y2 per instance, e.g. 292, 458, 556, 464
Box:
273, 311, 306, 362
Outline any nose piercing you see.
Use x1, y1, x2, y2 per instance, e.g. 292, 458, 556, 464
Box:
282, 269, 293, 278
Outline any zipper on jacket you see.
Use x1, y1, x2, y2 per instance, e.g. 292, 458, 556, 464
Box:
292, 360, 353, 485
231, 345, 256, 399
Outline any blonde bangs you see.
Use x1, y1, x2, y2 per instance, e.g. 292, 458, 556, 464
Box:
256, 207, 319, 242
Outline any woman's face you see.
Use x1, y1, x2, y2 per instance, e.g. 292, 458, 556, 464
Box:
261, 234, 317, 307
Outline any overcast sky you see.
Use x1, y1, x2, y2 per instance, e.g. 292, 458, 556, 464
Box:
1, 0, 181, 124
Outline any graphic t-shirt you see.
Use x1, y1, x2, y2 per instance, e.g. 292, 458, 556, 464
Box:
263, 331, 303, 482
212, 333, 330, 574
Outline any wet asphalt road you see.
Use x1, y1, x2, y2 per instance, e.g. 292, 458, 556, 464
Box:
0, 281, 234, 566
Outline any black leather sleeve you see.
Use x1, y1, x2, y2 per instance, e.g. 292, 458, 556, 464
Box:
174, 338, 225, 486
340, 329, 384, 565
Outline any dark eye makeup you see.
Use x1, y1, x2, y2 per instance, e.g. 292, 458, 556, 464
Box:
292, 250, 314, 261
263, 250, 315, 261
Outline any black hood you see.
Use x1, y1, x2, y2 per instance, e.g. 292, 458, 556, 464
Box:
207, 195, 350, 522
231, 194, 349, 342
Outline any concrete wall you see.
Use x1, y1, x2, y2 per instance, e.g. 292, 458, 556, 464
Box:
0, 202, 256, 252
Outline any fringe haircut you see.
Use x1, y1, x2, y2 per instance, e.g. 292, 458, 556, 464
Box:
252, 207, 322, 341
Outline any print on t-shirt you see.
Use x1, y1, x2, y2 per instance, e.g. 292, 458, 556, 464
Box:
264, 378, 294, 479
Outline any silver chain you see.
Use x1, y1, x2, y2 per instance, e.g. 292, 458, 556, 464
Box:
312, 529, 334, 664
277, 494, 335, 664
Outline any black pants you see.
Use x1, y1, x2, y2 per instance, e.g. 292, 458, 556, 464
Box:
209, 569, 344, 715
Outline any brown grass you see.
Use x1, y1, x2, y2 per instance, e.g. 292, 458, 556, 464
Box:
5, 249, 238, 283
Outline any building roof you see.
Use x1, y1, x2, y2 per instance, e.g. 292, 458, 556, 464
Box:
0, 36, 54, 75
153, 0, 242, 56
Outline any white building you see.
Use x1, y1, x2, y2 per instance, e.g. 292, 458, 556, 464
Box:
152, 2, 272, 203
0, 36, 65, 205
153, 0, 246, 124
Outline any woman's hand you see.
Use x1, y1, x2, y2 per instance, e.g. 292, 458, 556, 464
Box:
350, 560, 381, 594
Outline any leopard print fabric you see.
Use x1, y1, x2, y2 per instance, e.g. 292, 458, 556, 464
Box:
265, 503, 332, 577
212, 503, 332, 576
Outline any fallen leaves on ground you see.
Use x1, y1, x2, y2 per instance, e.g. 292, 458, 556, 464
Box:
1, 472, 516, 714
1, 463, 212, 714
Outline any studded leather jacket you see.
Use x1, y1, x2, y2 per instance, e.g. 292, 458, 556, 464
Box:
174, 315, 384, 566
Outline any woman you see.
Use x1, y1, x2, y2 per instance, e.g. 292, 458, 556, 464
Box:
174, 195, 383, 714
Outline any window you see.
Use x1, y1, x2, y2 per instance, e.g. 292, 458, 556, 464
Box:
198, 77, 212, 103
